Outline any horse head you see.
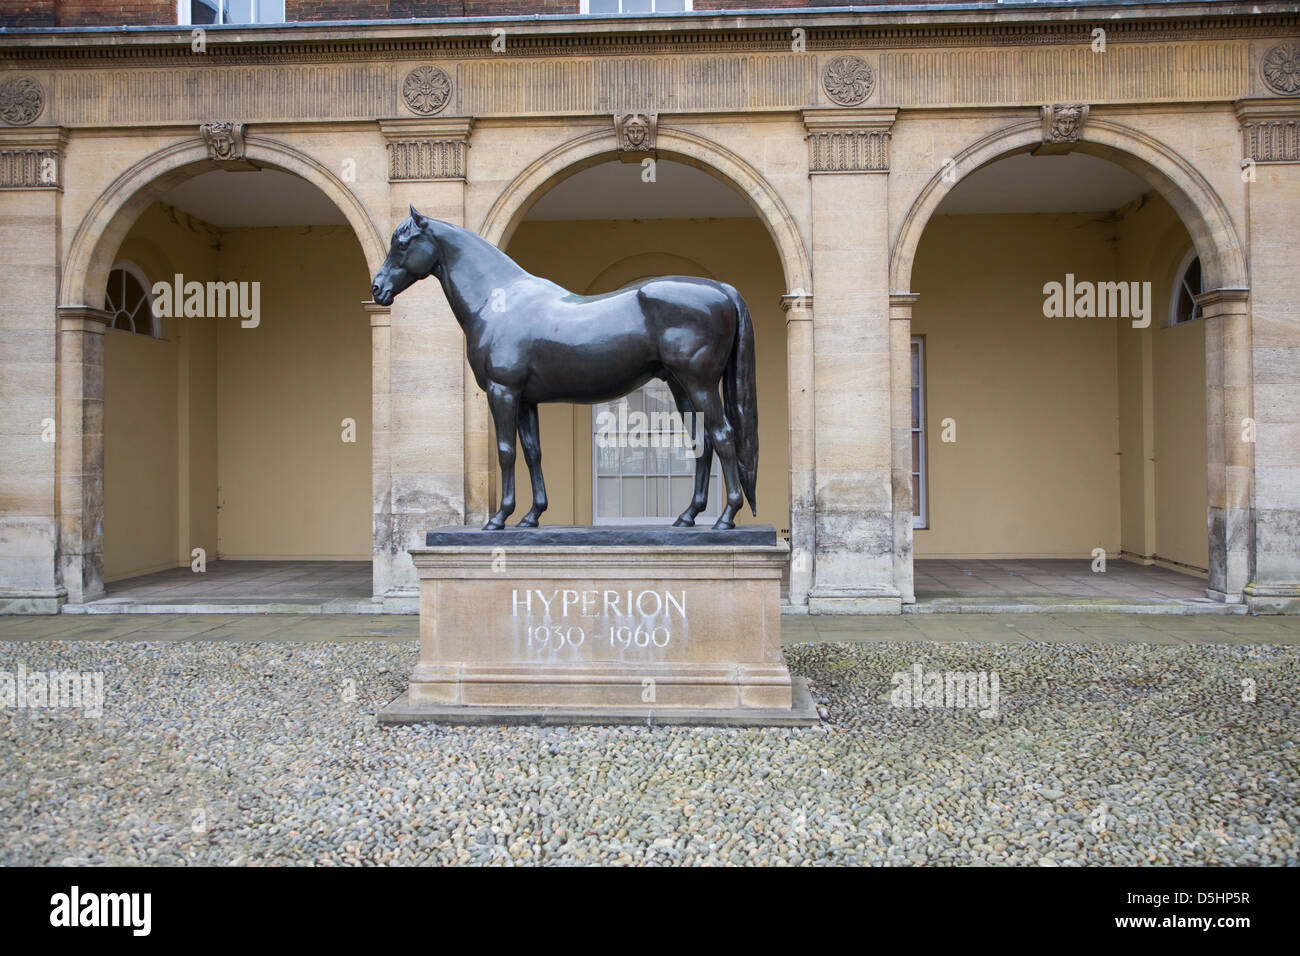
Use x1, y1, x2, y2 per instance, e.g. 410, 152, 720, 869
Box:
370, 205, 441, 306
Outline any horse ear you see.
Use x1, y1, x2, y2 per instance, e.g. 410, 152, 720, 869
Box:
409, 204, 428, 228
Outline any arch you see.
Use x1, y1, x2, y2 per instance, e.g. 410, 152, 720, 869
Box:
60, 134, 386, 309
583, 252, 716, 295
479, 127, 811, 296
890, 118, 1248, 295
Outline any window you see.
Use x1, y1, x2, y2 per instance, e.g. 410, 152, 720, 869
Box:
178, 0, 286, 25
582, 0, 691, 13
911, 337, 928, 530
1171, 251, 1203, 326
105, 263, 158, 338
592, 380, 720, 525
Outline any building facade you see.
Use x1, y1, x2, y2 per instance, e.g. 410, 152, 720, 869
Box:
1, 1, 1297, 614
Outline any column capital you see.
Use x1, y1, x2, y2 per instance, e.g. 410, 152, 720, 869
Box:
889, 292, 920, 319
0, 125, 67, 190
780, 292, 813, 318
1195, 288, 1250, 318
803, 108, 896, 174
363, 301, 392, 327
57, 305, 111, 334
1235, 98, 1300, 163
380, 117, 474, 182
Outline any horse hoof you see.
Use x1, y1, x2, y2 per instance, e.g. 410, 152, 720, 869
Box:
672, 517, 695, 528
482, 519, 505, 531
516, 517, 539, 528
711, 519, 735, 531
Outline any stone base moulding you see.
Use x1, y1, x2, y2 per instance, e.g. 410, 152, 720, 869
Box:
379, 525, 818, 727
1245, 584, 1300, 615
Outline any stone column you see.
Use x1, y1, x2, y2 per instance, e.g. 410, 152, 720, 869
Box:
375, 118, 473, 608
1198, 288, 1254, 604
781, 292, 815, 607
365, 301, 394, 600
56, 306, 110, 606
0, 128, 66, 613
802, 108, 899, 614
1238, 99, 1300, 612
889, 293, 919, 606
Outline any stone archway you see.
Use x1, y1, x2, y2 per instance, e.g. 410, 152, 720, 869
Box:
888, 117, 1252, 603
56, 134, 386, 602
474, 126, 818, 603
61, 134, 386, 311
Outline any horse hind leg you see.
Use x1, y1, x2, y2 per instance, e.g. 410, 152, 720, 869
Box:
484, 383, 520, 531
516, 401, 547, 528
684, 381, 743, 531
665, 378, 712, 528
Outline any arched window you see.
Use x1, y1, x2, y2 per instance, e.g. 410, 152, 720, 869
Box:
1171, 251, 1203, 326
105, 262, 158, 337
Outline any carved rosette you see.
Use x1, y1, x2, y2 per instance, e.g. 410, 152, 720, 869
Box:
402, 66, 453, 116
1041, 103, 1089, 144
0, 76, 45, 126
1261, 43, 1300, 96
821, 56, 875, 107
614, 112, 658, 154
200, 121, 246, 161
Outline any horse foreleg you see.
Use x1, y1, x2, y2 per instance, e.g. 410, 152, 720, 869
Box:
516, 401, 547, 528
686, 383, 743, 531
666, 378, 712, 527
485, 384, 520, 531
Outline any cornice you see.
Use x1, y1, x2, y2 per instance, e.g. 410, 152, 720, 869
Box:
1, 10, 1298, 67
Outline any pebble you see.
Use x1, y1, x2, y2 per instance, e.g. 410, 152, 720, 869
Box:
0, 639, 1295, 866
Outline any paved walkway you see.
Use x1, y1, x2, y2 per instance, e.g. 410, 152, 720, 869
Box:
2, 611, 1296, 644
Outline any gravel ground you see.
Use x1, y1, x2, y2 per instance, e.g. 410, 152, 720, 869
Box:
1, 639, 1296, 866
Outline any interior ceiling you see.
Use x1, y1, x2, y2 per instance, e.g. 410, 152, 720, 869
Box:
937, 151, 1152, 214
159, 168, 347, 228
525, 159, 755, 220
157, 151, 1153, 229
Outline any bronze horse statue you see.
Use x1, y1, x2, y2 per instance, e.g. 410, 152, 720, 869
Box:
370, 207, 758, 531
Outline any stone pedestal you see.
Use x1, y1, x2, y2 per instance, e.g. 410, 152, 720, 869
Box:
380, 525, 816, 726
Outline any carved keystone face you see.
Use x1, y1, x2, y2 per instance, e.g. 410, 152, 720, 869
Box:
625, 117, 648, 148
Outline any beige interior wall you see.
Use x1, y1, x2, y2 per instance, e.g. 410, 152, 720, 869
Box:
215, 225, 372, 559
1114, 192, 1209, 572
913, 196, 1208, 565
503, 218, 789, 532
102, 203, 371, 578
103, 204, 217, 582
912, 211, 1124, 558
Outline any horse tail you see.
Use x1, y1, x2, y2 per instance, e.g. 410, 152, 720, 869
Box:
723, 285, 759, 515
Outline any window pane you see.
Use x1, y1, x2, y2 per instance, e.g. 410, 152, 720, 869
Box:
670, 476, 692, 515
912, 474, 921, 517
646, 477, 670, 517
256, 0, 286, 22
655, 0, 686, 10
911, 435, 920, 474
621, 477, 644, 518
191, 1, 218, 24
597, 478, 620, 518
623, 0, 652, 12
588, 0, 620, 11
225, 0, 252, 23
